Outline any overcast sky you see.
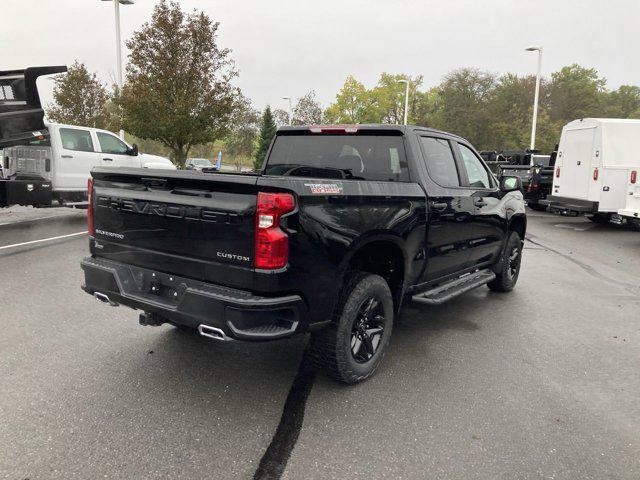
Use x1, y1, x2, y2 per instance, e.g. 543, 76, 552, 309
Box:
2, 0, 637, 111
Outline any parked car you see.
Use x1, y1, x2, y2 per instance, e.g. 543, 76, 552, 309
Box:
80, 124, 526, 384
0, 66, 175, 208
541, 118, 640, 225
185, 158, 215, 171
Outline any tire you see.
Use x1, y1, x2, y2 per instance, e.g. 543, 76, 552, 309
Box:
527, 203, 547, 212
309, 271, 394, 384
587, 213, 611, 224
627, 218, 640, 231
488, 231, 523, 293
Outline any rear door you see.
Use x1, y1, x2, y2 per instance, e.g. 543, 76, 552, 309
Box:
418, 135, 476, 281
556, 127, 596, 200
96, 131, 140, 167
55, 126, 101, 190
455, 141, 505, 267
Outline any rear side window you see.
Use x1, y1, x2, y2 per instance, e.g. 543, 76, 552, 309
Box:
419, 137, 460, 187
265, 134, 410, 182
97, 132, 129, 154
60, 128, 94, 152
459, 143, 491, 189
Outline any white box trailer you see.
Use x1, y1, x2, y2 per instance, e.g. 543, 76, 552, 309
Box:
543, 118, 640, 223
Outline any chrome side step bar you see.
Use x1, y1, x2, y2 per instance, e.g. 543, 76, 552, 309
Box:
94, 292, 119, 307
198, 324, 231, 342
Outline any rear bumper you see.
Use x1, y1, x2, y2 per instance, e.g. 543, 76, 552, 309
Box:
618, 209, 640, 219
81, 256, 307, 341
539, 195, 598, 214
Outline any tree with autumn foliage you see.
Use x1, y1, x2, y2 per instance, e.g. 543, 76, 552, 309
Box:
119, 0, 236, 166
46, 61, 116, 130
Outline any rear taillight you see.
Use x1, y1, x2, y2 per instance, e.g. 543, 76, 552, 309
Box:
593, 168, 599, 181
254, 192, 295, 269
631, 170, 637, 184
555, 166, 560, 178
87, 178, 94, 236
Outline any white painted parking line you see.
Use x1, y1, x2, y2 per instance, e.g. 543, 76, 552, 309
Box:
0, 231, 87, 251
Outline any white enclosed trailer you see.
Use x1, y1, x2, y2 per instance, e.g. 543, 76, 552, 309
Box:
543, 118, 640, 222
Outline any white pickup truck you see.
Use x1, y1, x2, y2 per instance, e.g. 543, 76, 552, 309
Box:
0, 66, 175, 208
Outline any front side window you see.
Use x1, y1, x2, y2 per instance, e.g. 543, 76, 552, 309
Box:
97, 132, 129, 155
419, 136, 460, 187
459, 144, 491, 189
60, 128, 94, 152
265, 134, 410, 182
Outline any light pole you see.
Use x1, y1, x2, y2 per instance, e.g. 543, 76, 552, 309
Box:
282, 96, 293, 125
102, 0, 134, 139
398, 79, 410, 125
525, 46, 543, 151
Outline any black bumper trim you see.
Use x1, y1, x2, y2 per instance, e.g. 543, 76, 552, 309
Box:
81, 256, 307, 341
539, 195, 598, 213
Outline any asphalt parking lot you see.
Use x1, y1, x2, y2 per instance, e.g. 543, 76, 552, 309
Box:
1, 209, 639, 479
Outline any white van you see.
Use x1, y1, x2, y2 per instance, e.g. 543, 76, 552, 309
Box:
1, 122, 175, 207
543, 118, 640, 223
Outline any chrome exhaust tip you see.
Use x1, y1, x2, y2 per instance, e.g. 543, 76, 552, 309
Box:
198, 324, 231, 342
94, 292, 118, 307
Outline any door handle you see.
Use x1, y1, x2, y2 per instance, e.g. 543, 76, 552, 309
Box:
103, 158, 113, 162
430, 201, 448, 211
61, 154, 73, 159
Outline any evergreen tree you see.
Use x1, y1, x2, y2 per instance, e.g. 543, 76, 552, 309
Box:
254, 106, 277, 170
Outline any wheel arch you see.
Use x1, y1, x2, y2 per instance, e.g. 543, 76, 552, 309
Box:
340, 233, 408, 309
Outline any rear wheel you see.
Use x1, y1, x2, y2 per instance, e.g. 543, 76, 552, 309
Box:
488, 231, 523, 293
627, 218, 640, 231
587, 213, 611, 224
309, 271, 393, 384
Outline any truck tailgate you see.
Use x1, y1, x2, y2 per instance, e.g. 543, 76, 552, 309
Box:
90, 168, 259, 289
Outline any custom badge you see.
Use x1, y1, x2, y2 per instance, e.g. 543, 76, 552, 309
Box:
304, 183, 343, 195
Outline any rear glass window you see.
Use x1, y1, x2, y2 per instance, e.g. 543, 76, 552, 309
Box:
419, 136, 460, 187
264, 134, 410, 182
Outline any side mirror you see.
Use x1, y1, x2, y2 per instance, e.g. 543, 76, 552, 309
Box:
130, 144, 139, 156
500, 175, 521, 192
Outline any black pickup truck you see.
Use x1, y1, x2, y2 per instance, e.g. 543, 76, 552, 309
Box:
81, 125, 526, 383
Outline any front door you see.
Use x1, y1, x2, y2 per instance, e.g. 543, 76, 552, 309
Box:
96, 131, 139, 167
418, 135, 476, 282
455, 142, 505, 267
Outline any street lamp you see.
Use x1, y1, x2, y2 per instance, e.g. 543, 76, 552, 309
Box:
525, 46, 543, 151
282, 96, 293, 126
102, 0, 134, 139
398, 79, 410, 126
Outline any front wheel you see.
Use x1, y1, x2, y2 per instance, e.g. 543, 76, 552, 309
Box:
488, 231, 523, 293
309, 271, 394, 384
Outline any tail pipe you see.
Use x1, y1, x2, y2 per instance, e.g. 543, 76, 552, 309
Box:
198, 325, 231, 342
94, 292, 118, 307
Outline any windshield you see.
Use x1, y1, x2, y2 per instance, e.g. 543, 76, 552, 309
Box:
265, 134, 410, 182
